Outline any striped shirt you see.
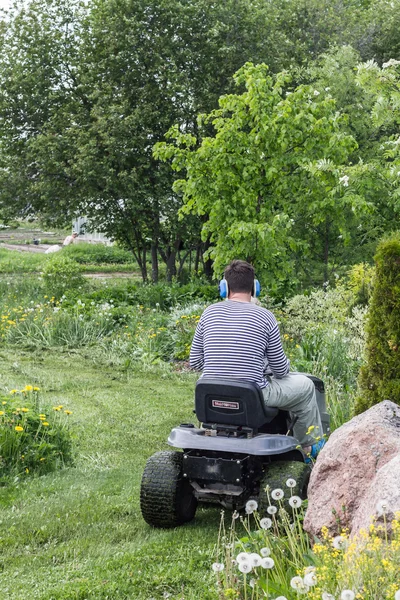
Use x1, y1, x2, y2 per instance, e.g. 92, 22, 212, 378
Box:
189, 300, 290, 388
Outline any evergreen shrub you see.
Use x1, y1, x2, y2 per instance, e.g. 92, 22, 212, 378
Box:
356, 233, 400, 413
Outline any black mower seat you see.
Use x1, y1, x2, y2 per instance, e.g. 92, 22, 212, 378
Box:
195, 378, 279, 429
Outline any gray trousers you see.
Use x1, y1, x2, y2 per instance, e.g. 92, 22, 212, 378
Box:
262, 373, 323, 446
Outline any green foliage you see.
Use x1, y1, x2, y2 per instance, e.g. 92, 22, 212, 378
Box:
0, 385, 73, 483
346, 262, 375, 306
63, 243, 136, 265
156, 62, 359, 293
356, 233, 400, 412
42, 255, 85, 299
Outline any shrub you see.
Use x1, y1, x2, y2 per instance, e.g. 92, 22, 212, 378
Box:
356, 233, 400, 413
0, 386, 73, 482
63, 242, 135, 265
42, 255, 85, 299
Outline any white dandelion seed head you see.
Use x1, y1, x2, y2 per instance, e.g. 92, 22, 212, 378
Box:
245, 499, 258, 514
238, 560, 252, 574
275, 597, 288, 600
332, 535, 348, 550
322, 593, 335, 600
271, 488, 284, 500
260, 517, 272, 530
236, 552, 249, 563
376, 499, 390, 516
394, 590, 400, 600
267, 505, 278, 515
260, 557, 275, 569
249, 577, 257, 588
340, 591, 355, 600
290, 576, 305, 590
289, 495, 302, 509
212, 562, 224, 573
304, 566, 316, 575
304, 572, 317, 586
232, 510, 240, 520
249, 553, 262, 567
286, 478, 297, 488
260, 547, 271, 557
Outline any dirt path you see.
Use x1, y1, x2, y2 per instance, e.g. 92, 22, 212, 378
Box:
0, 243, 53, 253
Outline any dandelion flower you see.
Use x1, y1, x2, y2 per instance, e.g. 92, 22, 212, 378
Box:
332, 535, 348, 550
33, 387, 40, 391
0, 411, 4, 416
275, 597, 288, 600
289, 496, 302, 509
42, 422, 49, 426
260, 547, 271, 557
232, 510, 239, 520
267, 505, 277, 515
2, 401, 7, 405
24, 385, 33, 392
15, 426, 24, 432
260, 557, 274, 569
304, 572, 317, 586
236, 552, 249, 563
260, 517, 272, 530
64, 410, 72, 415
394, 590, 400, 600
238, 561, 252, 574
290, 576, 307, 592
245, 499, 258, 514
322, 593, 335, 600
340, 591, 355, 600
376, 499, 389, 516
9, 390, 17, 395
21, 408, 29, 413
286, 478, 296, 488
249, 553, 262, 567
212, 562, 224, 573
271, 488, 284, 500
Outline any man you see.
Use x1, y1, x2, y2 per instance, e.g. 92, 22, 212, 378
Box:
189, 259, 324, 456
63, 231, 78, 247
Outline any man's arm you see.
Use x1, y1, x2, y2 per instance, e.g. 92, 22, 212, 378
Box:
265, 322, 290, 378
189, 319, 204, 371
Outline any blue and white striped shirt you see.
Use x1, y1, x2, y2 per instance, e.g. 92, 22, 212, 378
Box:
189, 300, 290, 388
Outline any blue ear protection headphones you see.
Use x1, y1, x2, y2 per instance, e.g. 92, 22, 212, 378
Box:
219, 278, 261, 299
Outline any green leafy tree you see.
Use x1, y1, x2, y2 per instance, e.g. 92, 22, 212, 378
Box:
155, 63, 362, 295
356, 234, 400, 412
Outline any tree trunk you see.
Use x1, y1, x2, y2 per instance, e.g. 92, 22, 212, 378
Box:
151, 243, 159, 283
203, 238, 213, 280
194, 243, 201, 273
323, 220, 330, 287
166, 248, 177, 282
142, 248, 148, 282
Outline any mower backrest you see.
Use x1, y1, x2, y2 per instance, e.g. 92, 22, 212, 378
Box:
195, 378, 279, 429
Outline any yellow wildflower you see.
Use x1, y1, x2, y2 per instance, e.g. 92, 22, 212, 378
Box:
24, 385, 33, 392
2, 401, 7, 405
33, 387, 40, 391
42, 422, 49, 426
64, 410, 72, 415
0, 411, 4, 416
15, 425, 24, 432
21, 408, 29, 413
39, 458, 45, 461
9, 390, 17, 395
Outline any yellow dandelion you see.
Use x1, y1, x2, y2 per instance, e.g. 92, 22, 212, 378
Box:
64, 410, 72, 415
24, 385, 33, 392
39, 414, 46, 418
33, 387, 40, 391
42, 422, 49, 426
25, 468, 29, 473
0, 411, 4, 416
53, 407, 61, 411
21, 408, 29, 413
2, 401, 7, 405
39, 458, 45, 461
15, 425, 24, 432
39, 416, 46, 421
9, 390, 17, 395
16, 407, 21, 411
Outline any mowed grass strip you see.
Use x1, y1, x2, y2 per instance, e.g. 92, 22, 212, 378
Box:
0, 350, 219, 600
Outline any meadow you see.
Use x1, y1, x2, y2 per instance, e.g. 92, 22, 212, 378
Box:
0, 246, 376, 599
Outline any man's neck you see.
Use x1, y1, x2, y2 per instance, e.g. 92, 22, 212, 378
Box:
228, 292, 252, 303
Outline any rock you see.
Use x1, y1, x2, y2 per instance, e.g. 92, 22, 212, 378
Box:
304, 400, 400, 537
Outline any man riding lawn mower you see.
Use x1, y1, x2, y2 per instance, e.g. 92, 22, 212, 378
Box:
140, 260, 329, 528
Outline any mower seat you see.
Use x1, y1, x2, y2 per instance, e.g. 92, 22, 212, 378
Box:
195, 378, 279, 430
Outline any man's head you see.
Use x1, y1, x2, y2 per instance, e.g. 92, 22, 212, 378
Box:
72, 232, 78, 238
224, 260, 255, 295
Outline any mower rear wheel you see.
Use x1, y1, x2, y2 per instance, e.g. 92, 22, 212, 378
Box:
140, 450, 197, 528
259, 461, 311, 516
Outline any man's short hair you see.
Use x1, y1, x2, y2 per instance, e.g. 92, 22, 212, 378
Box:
224, 260, 255, 294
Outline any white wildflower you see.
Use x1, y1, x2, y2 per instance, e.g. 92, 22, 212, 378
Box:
271, 488, 284, 500
260, 557, 275, 569
249, 553, 262, 567
394, 590, 400, 600
288, 496, 302, 509
245, 499, 258, 514
339, 175, 349, 186
290, 576, 309, 593
325, 87, 331, 91
340, 591, 355, 600
304, 572, 318, 586
314, 90, 320, 96
212, 562, 224, 573
249, 578, 256, 588
238, 560, 252, 574
382, 58, 400, 69
260, 517, 272, 530
232, 510, 239, 520
332, 535, 348, 550
267, 505, 278, 515
276, 597, 288, 600
376, 499, 389, 516
260, 547, 271, 557
236, 552, 249, 563
286, 478, 297, 488
322, 593, 335, 600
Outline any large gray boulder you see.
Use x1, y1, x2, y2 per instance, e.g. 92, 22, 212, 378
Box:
304, 400, 400, 537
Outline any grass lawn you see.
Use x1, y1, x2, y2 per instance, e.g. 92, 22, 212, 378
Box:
0, 349, 219, 600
